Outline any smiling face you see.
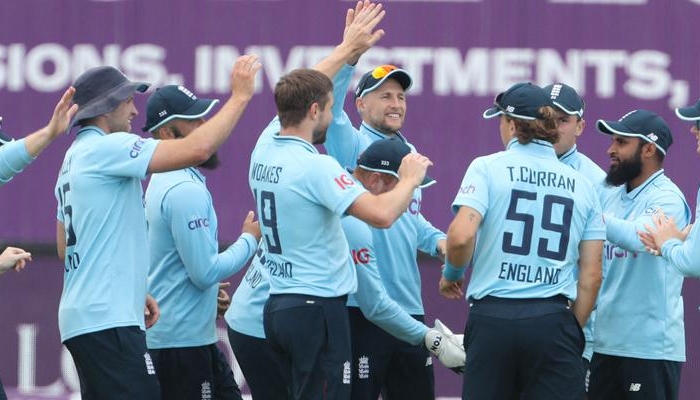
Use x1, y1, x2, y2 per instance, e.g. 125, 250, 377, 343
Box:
356, 79, 406, 135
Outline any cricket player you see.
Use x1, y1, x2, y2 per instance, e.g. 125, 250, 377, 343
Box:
640, 99, 700, 277
142, 84, 261, 399
324, 61, 446, 400
54, 56, 260, 399
0, 86, 78, 399
589, 109, 690, 399
440, 82, 604, 400
544, 82, 607, 386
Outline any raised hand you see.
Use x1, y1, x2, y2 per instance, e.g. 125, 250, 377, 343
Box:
230, 54, 262, 102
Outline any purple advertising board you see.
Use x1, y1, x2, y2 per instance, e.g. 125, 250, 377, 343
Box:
0, 0, 699, 398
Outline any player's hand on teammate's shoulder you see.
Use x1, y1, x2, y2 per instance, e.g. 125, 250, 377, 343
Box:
397, 152, 432, 188
241, 210, 261, 241
229, 54, 262, 102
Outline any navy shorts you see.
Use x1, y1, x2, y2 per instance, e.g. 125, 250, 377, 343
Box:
463, 295, 585, 400
588, 353, 681, 399
264, 294, 351, 400
227, 328, 292, 400
63, 326, 161, 400
149, 344, 242, 400
347, 306, 434, 400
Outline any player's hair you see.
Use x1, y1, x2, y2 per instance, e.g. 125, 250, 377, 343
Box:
275, 68, 333, 128
512, 106, 559, 144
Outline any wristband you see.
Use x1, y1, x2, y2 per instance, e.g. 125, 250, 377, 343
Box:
442, 260, 466, 281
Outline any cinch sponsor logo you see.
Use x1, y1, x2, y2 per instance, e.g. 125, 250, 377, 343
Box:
604, 243, 639, 260
459, 184, 475, 194
351, 248, 370, 265
188, 218, 209, 230
334, 174, 355, 190
407, 197, 421, 215
130, 138, 146, 158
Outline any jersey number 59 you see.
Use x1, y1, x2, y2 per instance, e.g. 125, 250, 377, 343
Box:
502, 189, 573, 261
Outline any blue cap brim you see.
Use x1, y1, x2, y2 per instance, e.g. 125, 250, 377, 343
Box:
146, 98, 219, 132
596, 119, 667, 155
482, 106, 502, 119
675, 105, 700, 121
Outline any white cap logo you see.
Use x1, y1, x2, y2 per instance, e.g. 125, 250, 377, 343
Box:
647, 133, 658, 142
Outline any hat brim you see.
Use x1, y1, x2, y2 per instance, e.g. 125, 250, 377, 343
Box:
483, 106, 503, 119
596, 119, 667, 155
675, 105, 700, 121
551, 100, 584, 118
418, 176, 437, 189
357, 164, 436, 189
145, 98, 220, 133
69, 81, 149, 131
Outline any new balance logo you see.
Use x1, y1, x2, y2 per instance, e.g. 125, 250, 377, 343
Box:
629, 383, 641, 392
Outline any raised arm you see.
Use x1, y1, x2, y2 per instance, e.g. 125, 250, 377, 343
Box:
147, 55, 261, 173
347, 153, 432, 227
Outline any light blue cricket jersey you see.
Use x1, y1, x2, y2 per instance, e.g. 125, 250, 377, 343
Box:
660, 187, 700, 277
0, 138, 34, 186
324, 64, 446, 315
596, 170, 690, 361
559, 145, 607, 360
225, 242, 269, 339
54, 127, 158, 342
343, 213, 428, 346
145, 167, 257, 349
453, 138, 605, 301
248, 117, 366, 297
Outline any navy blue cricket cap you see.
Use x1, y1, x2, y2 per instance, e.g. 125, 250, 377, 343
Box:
0, 117, 14, 146
544, 83, 585, 118
483, 82, 551, 121
355, 65, 412, 99
356, 138, 436, 189
674, 99, 700, 122
596, 109, 673, 155
143, 85, 219, 133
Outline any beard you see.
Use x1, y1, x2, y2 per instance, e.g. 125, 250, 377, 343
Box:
605, 147, 642, 187
312, 123, 328, 145
171, 125, 221, 170
199, 152, 221, 170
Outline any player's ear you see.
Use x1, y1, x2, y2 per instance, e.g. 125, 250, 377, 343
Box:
575, 118, 585, 137
356, 97, 365, 115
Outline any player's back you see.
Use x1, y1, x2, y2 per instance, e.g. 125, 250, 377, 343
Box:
249, 134, 364, 298
461, 140, 604, 301
54, 127, 157, 341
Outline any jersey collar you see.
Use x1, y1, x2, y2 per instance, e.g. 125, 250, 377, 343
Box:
624, 169, 664, 200
506, 138, 557, 157
558, 144, 578, 162
359, 122, 408, 143
272, 135, 318, 154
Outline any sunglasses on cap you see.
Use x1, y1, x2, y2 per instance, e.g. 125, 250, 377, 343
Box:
370, 65, 399, 80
